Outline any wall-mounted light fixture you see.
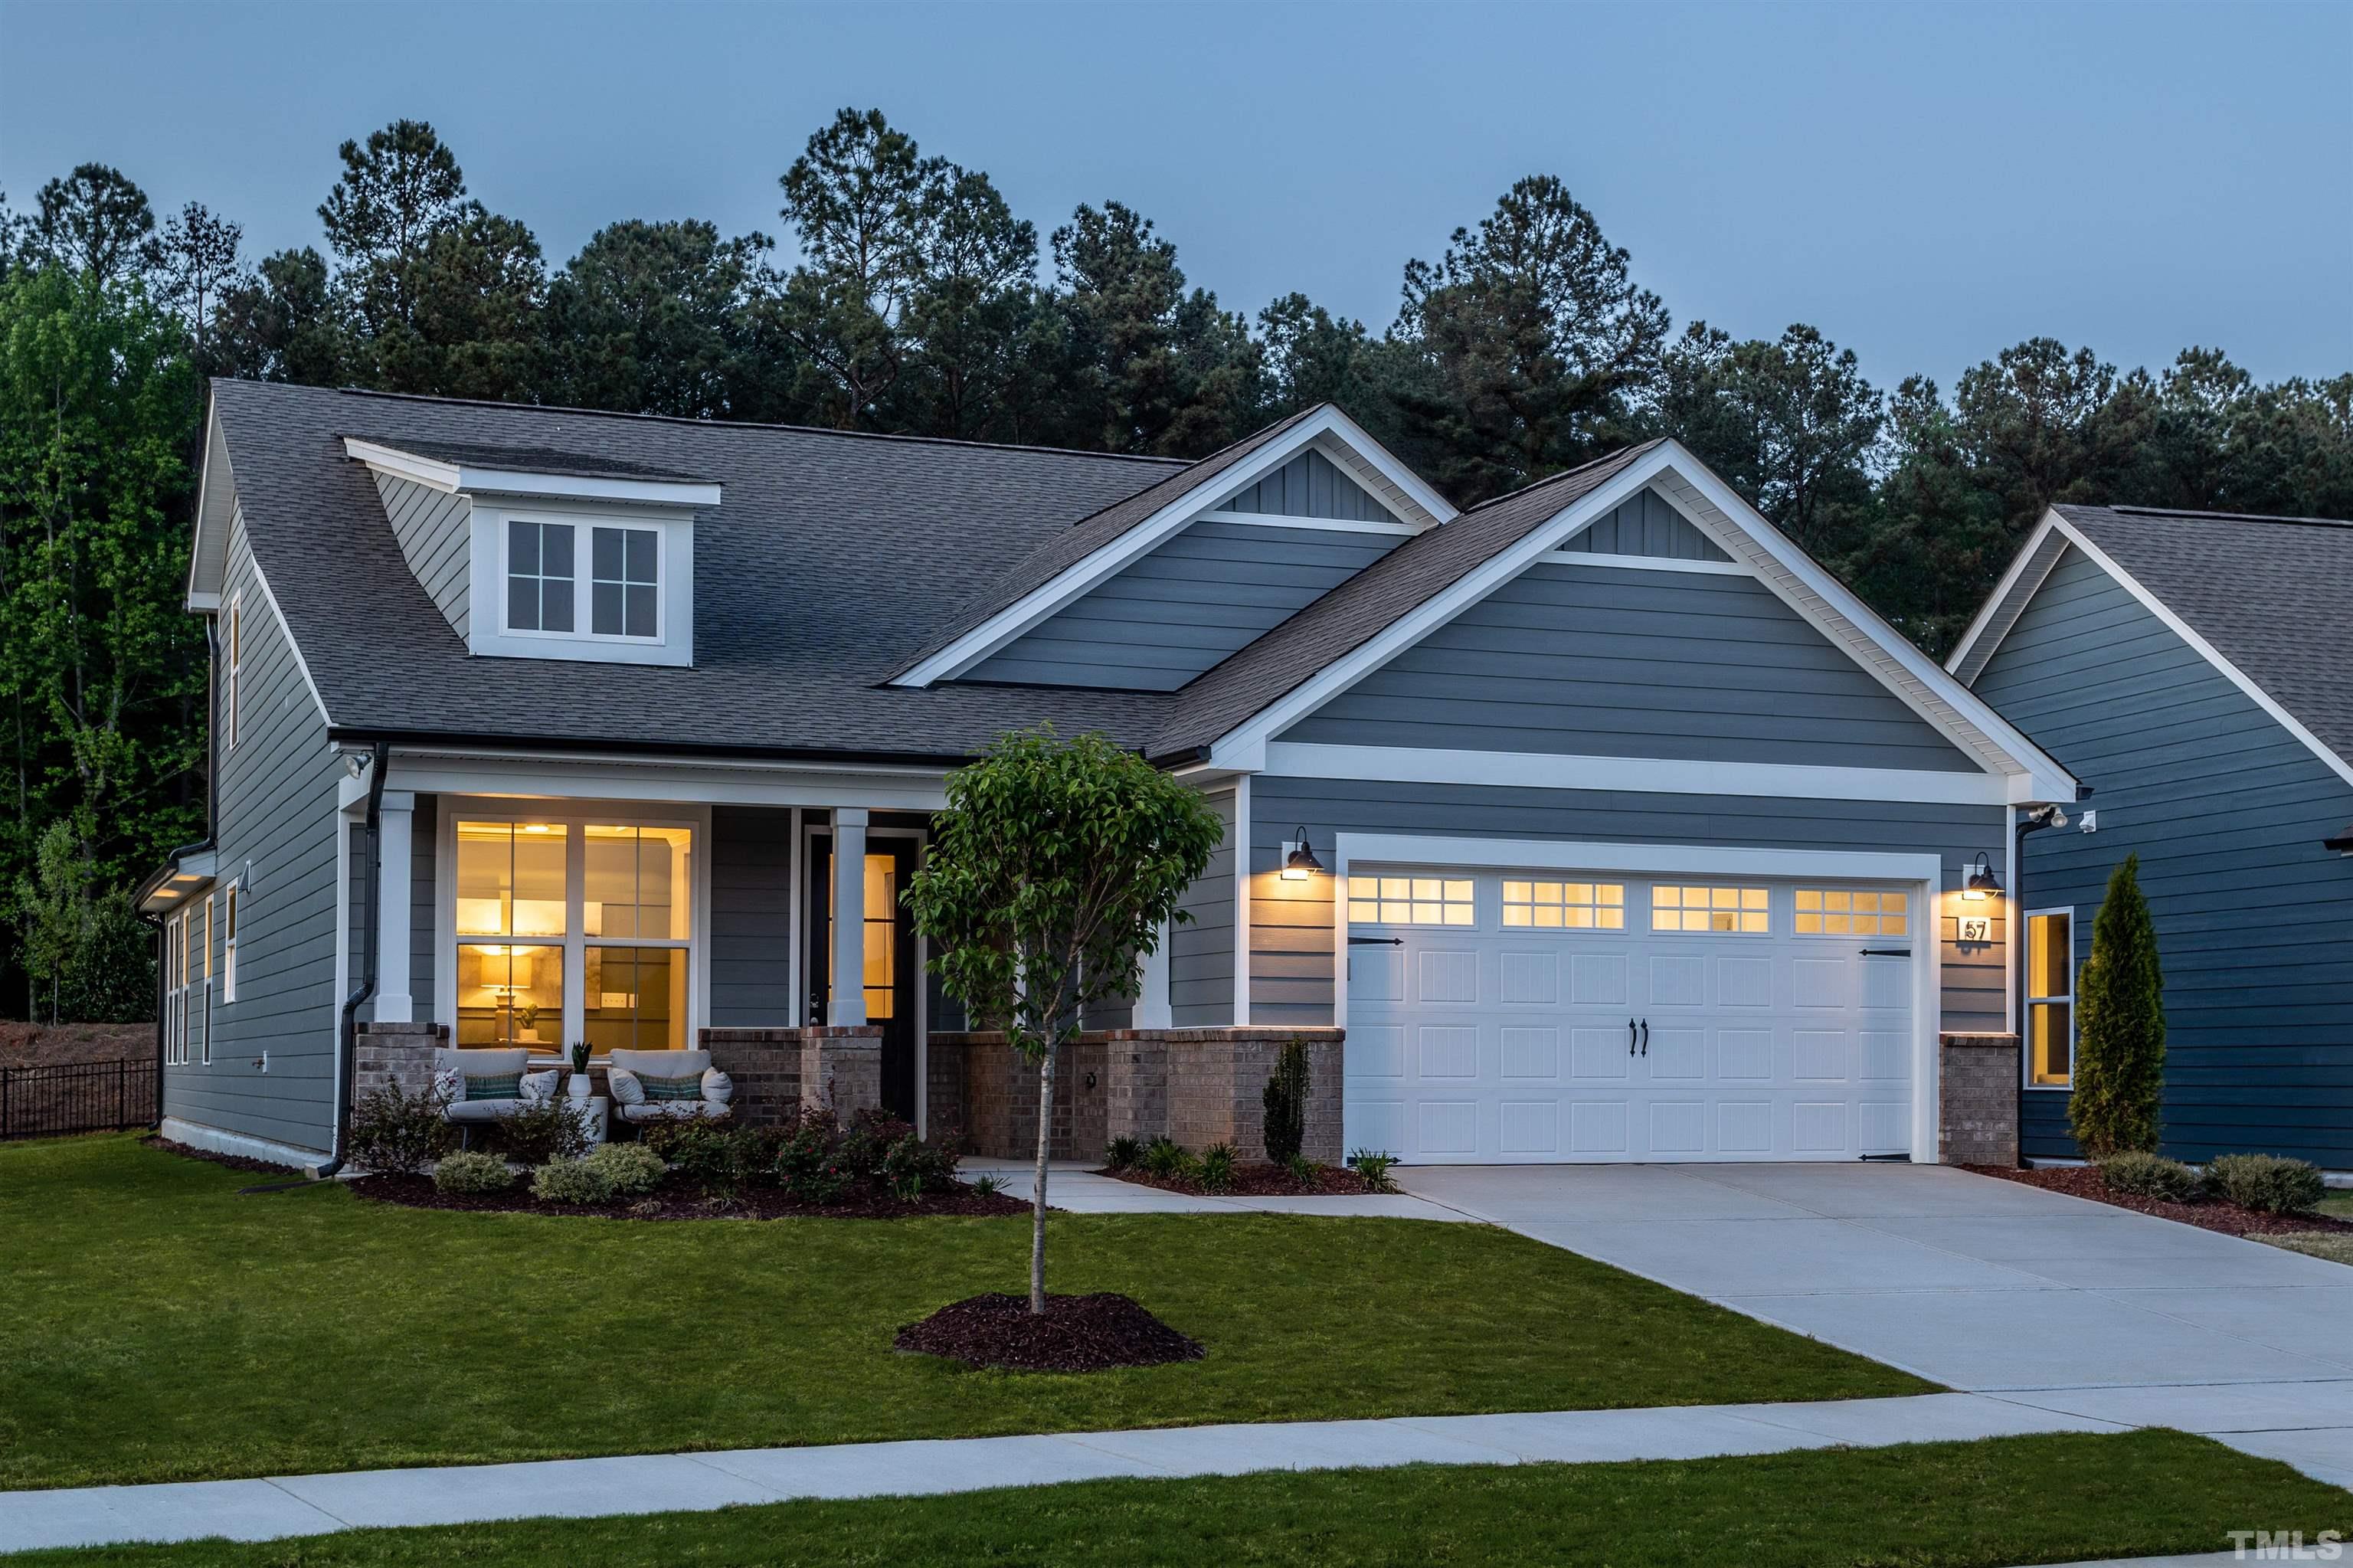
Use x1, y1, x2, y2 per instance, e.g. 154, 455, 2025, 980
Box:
1962, 852, 2002, 901
1282, 828, 1325, 880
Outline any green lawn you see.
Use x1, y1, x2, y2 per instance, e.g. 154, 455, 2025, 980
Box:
10, 1431, 2346, 1568
2255, 1190, 2353, 1267
0, 1135, 1924, 1491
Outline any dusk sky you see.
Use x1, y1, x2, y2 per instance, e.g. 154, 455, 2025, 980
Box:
4, 0, 2346, 391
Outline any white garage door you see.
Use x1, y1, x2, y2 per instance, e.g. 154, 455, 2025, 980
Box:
1343, 868, 1917, 1163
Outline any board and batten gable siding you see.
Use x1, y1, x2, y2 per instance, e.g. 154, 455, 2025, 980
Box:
371, 471, 471, 640
1280, 560, 1979, 772
1972, 546, 2353, 1169
1169, 785, 1237, 1025
1217, 447, 1396, 522
964, 520, 1402, 691
169, 506, 342, 1154
1244, 776, 2009, 1035
1559, 488, 1732, 561
709, 806, 795, 1026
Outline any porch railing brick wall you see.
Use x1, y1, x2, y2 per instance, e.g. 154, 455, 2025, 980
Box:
931, 1028, 1344, 1164
1939, 1032, 2021, 1167
699, 1026, 884, 1125
352, 1022, 447, 1100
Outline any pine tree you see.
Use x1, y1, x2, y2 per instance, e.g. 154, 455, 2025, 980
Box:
2069, 854, 2168, 1157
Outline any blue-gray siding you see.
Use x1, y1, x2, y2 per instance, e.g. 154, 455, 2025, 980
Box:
967, 520, 1402, 692
1218, 447, 1394, 522
345, 794, 435, 1026
1170, 785, 1236, 1025
709, 806, 795, 1026
1560, 488, 1730, 561
1281, 561, 1979, 772
373, 472, 471, 640
1974, 547, 2353, 1168
1245, 776, 2009, 1033
165, 509, 342, 1154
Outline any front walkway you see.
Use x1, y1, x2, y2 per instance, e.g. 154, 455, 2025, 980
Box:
1396, 1161, 2353, 1491
0, 1391, 2115, 1552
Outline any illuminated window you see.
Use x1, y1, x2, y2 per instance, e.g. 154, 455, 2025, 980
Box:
1652, 885, 1769, 934
1502, 880, 1625, 929
826, 853, 902, 1020
1347, 875, 1474, 927
1794, 888, 1908, 937
2026, 909, 2074, 1087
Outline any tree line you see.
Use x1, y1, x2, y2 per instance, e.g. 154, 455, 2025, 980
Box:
2, 107, 2348, 1020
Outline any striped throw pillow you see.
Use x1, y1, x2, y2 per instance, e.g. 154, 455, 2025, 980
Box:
463, 1072, 524, 1102
640, 1072, 705, 1102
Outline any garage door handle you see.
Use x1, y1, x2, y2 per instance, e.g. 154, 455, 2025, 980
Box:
1348, 936, 1403, 947
1640, 1020, 1650, 1056
1860, 948, 1912, 957
1628, 1019, 1638, 1056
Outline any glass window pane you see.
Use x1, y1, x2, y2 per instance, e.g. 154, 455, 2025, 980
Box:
625, 529, 657, 582
2029, 1001, 2072, 1085
456, 943, 563, 1048
507, 573, 538, 632
2028, 913, 2071, 998
585, 946, 683, 1053
592, 580, 623, 637
626, 583, 656, 637
508, 519, 538, 575
593, 525, 623, 581
542, 524, 572, 578
542, 576, 574, 633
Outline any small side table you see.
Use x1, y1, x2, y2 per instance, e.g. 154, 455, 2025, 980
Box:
567, 1094, 609, 1147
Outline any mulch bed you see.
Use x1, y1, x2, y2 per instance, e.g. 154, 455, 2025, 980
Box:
1, 1022, 154, 1068
1968, 1164, 2353, 1238
1095, 1161, 1377, 1197
896, 1291, 1206, 1372
349, 1170, 1029, 1221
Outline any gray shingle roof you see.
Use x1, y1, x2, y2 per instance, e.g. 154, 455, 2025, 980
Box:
2054, 502, 2353, 764
214, 379, 1186, 761
1149, 441, 1664, 761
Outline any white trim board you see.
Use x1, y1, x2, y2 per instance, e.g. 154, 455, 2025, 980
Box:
1946, 512, 2353, 794
893, 407, 1455, 688
1533, 549, 1750, 576
1327, 831, 1945, 1164
365, 748, 951, 813
159, 1118, 328, 1172
1263, 742, 2020, 806
1944, 516, 2072, 686
1195, 508, 1419, 538
344, 437, 722, 511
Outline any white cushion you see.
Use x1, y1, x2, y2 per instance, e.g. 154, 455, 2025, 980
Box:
435, 1046, 530, 1079
701, 1068, 733, 1105
610, 1048, 711, 1079
617, 1100, 725, 1123
520, 1069, 560, 1104
607, 1067, 645, 1107
445, 1099, 527, 1124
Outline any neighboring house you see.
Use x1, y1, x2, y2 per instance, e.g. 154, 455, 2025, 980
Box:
139, 377, 2076, 1171
1951, 504, 2353, 1172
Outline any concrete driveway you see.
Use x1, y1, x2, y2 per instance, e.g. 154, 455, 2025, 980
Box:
1396, 1161, 2353, 1489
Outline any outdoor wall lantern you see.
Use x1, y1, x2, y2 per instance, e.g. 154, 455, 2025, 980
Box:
1282, 829, 1325, 880
1962, 853, 2002, 901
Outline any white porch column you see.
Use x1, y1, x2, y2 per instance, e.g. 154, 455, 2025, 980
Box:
1134, 918, 1173, 1029
829, 807, 869, 1026
374, 791, 414, 1023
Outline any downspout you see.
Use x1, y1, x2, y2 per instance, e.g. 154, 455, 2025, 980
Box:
2011, 792, 2085, 1065
317, 738, 388, 1178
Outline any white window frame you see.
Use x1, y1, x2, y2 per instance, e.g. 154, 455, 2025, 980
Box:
1792, 886, 1911, 939
223, 595, 241, 752
497, 509, 666, 647
198, 895, 214, 1065
1650, 883, 1772, 935
163, 912, 188, 1066
2024, 905, 2076, 1090
436, 800, 709, 1056
221, 881, 239, 1004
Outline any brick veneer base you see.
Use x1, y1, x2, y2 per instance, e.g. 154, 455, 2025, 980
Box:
699, 1026, 884, 1125
352, 1022, 447, 1102
1940, 1032, 2021, 1167
930, 1028, 1344, 1164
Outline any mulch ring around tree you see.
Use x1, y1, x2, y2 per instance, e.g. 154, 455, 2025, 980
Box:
1968, 1164, 2353, 1238
1095, 1162, 1377, 1197
347, 1172, 1031, 1222
896, 1291, 1206, 1372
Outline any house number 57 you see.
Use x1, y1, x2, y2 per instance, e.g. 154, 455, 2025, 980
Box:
1958, 916, 1992, 944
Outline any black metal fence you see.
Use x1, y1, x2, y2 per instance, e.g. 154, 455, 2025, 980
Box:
0, 1059, 158, 1141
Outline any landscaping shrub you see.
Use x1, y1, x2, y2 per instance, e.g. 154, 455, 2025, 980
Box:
530, 1157, 616, 1206
583, 1141, 666, 1198
2205, 1153, 2325, 1215
346, 1081, 453, 1175
1348, 1148, 1400, 1193
882, 1133, 959, 1200
497, 1096, 592, 1166
772, 1111, 849, 1204
1197, 1142, 1236, 1193
1284, 1152, 1318, 1188
431, 1150, 512, 1195
1140, 1135, 1192, 1179
1262, 1037, 1309, 1165
2098, 1150, 2202, 1203
647, 1119, 758, 1203
2070, 855, 2166, 1158
967, 1172, 1008, 1198
1104, 1135, 1141, 1171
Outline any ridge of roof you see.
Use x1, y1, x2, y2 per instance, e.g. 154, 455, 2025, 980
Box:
2080, 502, 2351, 529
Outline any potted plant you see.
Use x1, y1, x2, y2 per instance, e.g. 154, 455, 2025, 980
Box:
567, 1040, 593, 1102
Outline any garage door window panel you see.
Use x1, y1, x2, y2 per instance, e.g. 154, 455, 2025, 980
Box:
1348, 876, 1473, 927
1504, 880, 1625, 929
1794, 889, 1908, 937
1652, 885, 1769, 934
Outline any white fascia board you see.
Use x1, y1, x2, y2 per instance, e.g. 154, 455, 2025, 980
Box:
1533, 548, 1749, 576
1194, 509, 1419, 538
894, 408, 1444, 688
376, 745, 952, 812
1265, 741, 2015, 807
342, 437, 721, 510
2043, 518, 2353, 792
1644, 452, 2079, 804
1332, 831, 1943, 886
1944, 511, 2067, 679
1309, 405, 1458, 526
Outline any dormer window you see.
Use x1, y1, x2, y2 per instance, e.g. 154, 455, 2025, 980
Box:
501, 519, 663, 643
507, 520, 577, 633
591, 525, 659, 638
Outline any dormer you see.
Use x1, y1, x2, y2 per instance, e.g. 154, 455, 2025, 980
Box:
342, 437, 721, 668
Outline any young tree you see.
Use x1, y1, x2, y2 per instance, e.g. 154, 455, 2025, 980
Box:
2070, 854, 2167, 1158
904, 728, 1221, 1313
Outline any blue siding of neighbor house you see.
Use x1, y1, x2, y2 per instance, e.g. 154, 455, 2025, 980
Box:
1974, 546, 2353, 1169
1218, 447, 1394, 522
965, 520, 1402, 691
1281, 560, 1981, 773
165, 508, 344, 1156
1559, 488, 1731, 561
372, 471, 471, 640
1243, 776, 2008, 1033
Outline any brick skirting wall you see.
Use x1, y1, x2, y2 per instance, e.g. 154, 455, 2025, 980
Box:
352, 1021, 446, 1100
1940, 1032, 2021, 1167
699, 1026, 885, 1124
930, 1028, 1345, 1164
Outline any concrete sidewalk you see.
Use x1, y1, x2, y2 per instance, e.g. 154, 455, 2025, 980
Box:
0, 1392, 2119, 1553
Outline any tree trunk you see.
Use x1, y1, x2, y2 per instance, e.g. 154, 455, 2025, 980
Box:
1030, 1039, 1055, 1315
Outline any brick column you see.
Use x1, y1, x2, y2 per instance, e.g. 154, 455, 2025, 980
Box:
352, 1020, 446, 1102
1940, 1032, 2021, 1167
698, 1028, 804, 1127
801, 1026, 883, 1119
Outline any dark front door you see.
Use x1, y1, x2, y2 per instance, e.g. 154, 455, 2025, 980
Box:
805, 833, 919, 1121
